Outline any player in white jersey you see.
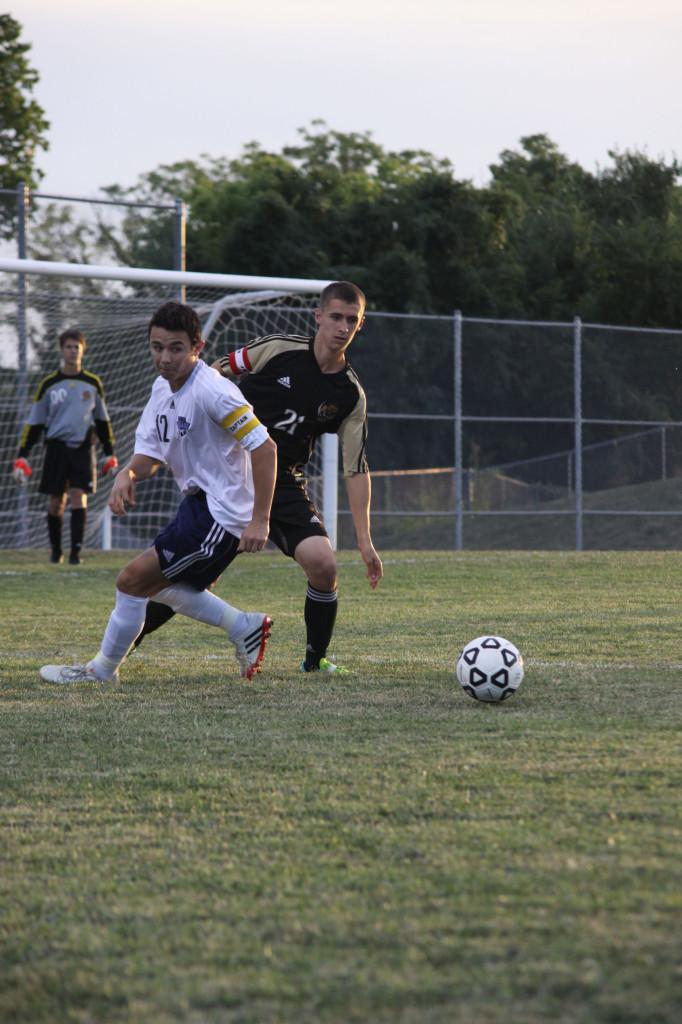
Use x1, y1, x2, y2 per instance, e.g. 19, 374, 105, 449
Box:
40, 301, 277, 686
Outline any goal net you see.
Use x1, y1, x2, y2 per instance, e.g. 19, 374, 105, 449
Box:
0, 258, 337, 552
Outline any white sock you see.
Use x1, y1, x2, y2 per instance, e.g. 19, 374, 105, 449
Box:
89, 590, 148, 680
154, 584, 242, 633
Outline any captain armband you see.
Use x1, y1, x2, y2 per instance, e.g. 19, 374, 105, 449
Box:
221, 405, 267, 449
219, 348, 251, 376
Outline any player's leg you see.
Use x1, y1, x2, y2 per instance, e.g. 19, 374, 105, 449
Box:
267, 471, 345, 673
86, 548, 240, 681
141, 491, 271, 678
39, 547, 162, 684
133, 599, 176, 648
66, 443, 95, 565
293, 535, 342, 672
68, 489, 87, 565
42, 441, 69, 563
46, 493, 66, 563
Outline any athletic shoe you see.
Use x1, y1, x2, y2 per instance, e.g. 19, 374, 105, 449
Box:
300, 657, 349, 675
39, 664, 119, 684
50, 550, 63, 564
231, 613, 272, 680
68, 552, 82, 565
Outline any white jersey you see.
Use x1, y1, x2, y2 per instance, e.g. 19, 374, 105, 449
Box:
134, 359, 269, 535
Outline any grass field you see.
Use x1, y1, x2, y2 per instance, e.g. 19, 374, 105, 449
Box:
1, 548, 681, 1023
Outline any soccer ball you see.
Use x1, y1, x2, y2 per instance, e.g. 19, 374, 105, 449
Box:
456, 635, 524, 703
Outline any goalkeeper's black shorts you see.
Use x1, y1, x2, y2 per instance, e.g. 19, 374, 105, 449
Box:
39, 439, 96, 496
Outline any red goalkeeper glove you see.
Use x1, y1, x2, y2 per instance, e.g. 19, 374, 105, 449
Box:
101, 456, 119, 476
12, 458, 32, 484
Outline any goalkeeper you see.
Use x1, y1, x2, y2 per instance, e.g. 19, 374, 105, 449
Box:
12, 327, 117, 565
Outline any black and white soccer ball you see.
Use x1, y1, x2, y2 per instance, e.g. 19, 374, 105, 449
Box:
456, 635, 524, 703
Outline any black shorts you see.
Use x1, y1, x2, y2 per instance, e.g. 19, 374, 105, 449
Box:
39, 439, 96, 496
268, 468, 328, 558
154, 490, 241, 591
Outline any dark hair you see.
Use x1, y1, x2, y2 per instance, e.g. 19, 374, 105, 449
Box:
147, 301, 202, 344
59, 327, 87, 351
320, 281, 366, 313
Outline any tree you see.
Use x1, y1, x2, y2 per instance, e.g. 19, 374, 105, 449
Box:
0, 15, 49, 235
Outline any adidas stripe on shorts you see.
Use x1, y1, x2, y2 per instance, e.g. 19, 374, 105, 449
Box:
154, 490, 241, 590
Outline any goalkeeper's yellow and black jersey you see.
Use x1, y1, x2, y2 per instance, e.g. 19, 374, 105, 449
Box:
17, 369, 115, 457
218, 334, 368, 477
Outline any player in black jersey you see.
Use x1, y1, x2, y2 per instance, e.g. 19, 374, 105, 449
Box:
12, 328, 117, 564
136, 281, 383, 673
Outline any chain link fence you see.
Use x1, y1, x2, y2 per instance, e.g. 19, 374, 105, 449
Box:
2, 183, 682, 553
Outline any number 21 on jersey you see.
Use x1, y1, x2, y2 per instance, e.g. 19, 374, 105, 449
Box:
274, 409, 305, 435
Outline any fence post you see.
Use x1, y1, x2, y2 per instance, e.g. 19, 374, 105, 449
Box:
16, 182, 30, 548
454, 310, 463, 551
173, 198, 187, 302
101, 505, 112, 550
573, 316, 583, 551
321, 433, 338, 551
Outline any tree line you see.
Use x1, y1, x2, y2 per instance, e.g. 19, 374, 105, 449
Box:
4, 14, 682, 471
3, 13, 682, 327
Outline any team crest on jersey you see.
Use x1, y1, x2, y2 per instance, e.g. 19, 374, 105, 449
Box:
177, 415, 190, 436
317, 402, 338, 422
81, 390, 91, 401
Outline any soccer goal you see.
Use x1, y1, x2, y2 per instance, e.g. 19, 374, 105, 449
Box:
0, 258, 339, 552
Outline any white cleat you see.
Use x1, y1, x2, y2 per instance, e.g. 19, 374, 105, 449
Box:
39, 664, 118, 684
231, 613, 272, 680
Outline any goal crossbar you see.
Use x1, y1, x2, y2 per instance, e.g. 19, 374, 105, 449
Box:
0, 257, 332, 295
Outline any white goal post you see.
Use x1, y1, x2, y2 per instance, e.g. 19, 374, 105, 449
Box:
0, 257, 340, 551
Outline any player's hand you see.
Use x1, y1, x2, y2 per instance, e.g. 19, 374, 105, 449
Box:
237, 517, 270, 553
108, 468, 136, 516
360, 543, 383, 589
101, 455, 119, 476
12, 458, 32, 485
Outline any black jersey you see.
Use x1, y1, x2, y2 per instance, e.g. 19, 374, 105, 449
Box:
219, 334, 368, 475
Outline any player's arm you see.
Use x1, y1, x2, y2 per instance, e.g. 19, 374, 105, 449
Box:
212, 348, 251, 379
212, 335, 303, 379
95, 419, 117, 474
13, 426, 43, 482
91, 378, 118, 475
214, 379, 276, 552
337, 385, 382, 587
12, 388, 48, 481
344, 471, 383, 589
109, 454, 162, 516
238, 435, 277, 553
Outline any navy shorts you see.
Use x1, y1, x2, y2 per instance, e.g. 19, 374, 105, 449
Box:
154, 490, 241, 591
39, 439, 96, 496
268, 467, 328, 558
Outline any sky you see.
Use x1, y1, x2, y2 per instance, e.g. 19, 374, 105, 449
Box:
8, 0, 682, 199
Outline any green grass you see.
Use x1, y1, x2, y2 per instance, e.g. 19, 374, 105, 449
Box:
1, 549, 681, 1023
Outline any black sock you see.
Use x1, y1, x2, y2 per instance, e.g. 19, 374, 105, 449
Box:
70, 507, 86, 555
134, 600, 177, 648
303, 585, 338, 669
47, 513, 62, 554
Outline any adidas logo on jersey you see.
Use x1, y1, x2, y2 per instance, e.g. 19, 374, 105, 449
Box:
277, 376, 292, 389
310, 515, 321, 524
162, 549, 175, 562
